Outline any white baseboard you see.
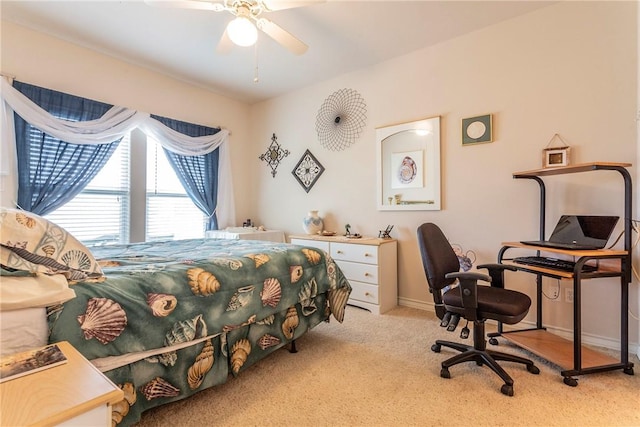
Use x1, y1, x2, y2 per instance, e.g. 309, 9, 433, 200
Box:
397, 296, 433, 311
397, 297, 640, 360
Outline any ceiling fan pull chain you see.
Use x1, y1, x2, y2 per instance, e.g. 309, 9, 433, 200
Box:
254, 39, 260, 83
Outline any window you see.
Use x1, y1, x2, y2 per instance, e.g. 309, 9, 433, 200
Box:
45, 135, 130, 245
46, 132, 206, 245
146, 138, 207, 241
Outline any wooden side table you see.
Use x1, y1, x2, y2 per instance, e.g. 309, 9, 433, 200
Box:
1, 341, 123, 426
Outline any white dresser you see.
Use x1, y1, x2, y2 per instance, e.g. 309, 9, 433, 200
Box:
289, 235, 397, 315
206, 228, 285, 243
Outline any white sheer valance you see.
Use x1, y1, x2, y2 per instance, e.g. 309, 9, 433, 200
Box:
0, 78, 228, 154
0, 77, 235, 228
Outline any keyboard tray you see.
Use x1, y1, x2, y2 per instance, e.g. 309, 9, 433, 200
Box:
513, 256, 597, 273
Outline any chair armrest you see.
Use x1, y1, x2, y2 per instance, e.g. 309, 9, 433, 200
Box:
476, 263, 517, 289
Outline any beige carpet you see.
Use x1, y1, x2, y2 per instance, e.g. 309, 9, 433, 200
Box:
135, 306, 640, 427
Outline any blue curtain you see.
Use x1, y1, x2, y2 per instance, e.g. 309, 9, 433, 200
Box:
150, 115, 221, 230
13, 81, 121, 215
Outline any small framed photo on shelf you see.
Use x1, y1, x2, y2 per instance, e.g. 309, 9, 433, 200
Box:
543, 146, 570, 168
461, 114, 492, 145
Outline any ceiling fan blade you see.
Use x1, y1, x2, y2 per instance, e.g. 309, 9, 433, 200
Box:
144, 0, 225, 12
216, 28, 234, 54
256, 18, 308, 55
261, 0, 324, 12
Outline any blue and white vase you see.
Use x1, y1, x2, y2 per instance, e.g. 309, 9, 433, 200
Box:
302, 210, 323, 235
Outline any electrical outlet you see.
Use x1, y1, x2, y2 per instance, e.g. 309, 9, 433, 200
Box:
565, 288, 574, 303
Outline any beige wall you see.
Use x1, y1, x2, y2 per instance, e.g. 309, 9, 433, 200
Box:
249, 2, 639, 352
0, 2, 637, 354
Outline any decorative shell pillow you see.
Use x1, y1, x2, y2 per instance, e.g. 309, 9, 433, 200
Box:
0, 208, 103, 283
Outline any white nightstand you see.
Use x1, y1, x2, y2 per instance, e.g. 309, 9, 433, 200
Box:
206, 228, 285, 243
1, 341, 123, 427
290, 235, 398, 314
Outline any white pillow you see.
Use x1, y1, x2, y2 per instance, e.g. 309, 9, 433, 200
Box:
0, 274, 76, 311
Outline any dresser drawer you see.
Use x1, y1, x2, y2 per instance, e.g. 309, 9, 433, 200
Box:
330, 242, 378, 264
336, 260, 378, 285
349, 281, 379, 305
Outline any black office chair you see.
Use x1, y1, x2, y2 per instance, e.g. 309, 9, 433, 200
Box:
417, 223, 540, 396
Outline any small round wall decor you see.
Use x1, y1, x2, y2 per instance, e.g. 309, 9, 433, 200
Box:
315, 88, 367, 151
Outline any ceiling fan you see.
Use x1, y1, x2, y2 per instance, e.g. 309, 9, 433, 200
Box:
145, 0, 319, 55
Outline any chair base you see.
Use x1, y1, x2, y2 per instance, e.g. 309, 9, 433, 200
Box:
431, 339, 540, 396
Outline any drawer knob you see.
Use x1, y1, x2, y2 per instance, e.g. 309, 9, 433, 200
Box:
337, 250, 344, 254
365, 253, 372, 257
365, 292, 371, 296
364, 273, 372, 277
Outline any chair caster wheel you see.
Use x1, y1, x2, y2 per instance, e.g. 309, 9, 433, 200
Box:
431, 344, 441, 353
489, 337, 499, 345
500, 384, 514, 396
563, 377, 578, 387
623, 367, 634, 375
440, 367, 451, 379
527, 364, 540, 375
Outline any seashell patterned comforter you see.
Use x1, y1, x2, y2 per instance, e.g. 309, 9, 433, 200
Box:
47, 238, 352, 426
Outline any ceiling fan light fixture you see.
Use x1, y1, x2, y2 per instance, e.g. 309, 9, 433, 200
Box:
227, 16, 258, 47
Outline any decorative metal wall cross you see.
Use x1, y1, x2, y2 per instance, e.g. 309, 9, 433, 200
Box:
259, 133, 290, 177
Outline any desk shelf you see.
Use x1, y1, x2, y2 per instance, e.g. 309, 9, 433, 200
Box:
501, 242, 627, 280
501, 329, 617, 371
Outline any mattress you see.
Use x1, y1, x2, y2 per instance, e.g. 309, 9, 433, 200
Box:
0, 273, 75, 356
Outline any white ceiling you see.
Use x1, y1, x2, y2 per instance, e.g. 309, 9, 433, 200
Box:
1, 1, 555, 104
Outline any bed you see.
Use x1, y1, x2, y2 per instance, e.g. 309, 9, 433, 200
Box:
0, 208, 352, 426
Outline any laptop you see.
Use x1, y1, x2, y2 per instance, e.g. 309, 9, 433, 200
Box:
520, 215, 619, 250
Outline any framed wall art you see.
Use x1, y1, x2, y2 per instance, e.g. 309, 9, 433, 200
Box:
542, 133, 571, 168
376, 116, 441, 211
462, 114, 492, 145
543, 146, 570, 168
292, 149, 325, 193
